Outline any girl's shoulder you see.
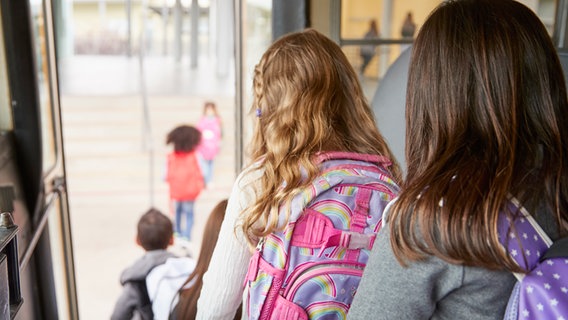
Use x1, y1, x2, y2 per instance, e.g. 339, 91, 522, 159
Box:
236, 161, 265, 185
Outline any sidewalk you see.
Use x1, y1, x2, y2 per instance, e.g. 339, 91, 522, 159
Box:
59, 54, 236, 319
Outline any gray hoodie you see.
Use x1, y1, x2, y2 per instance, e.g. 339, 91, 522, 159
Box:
348, 204, 559, 320
111, 250, 175, 320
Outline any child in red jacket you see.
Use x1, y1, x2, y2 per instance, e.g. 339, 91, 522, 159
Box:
165, 125, 204, 241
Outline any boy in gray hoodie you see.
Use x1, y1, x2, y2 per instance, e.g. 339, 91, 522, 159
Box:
111, 208, 176, 320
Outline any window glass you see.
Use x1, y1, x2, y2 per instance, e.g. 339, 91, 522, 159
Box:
0, 5, 12, 131
537, 0, 556, 35
240, 0, 271, 164
340, 0, 555, 101
30, 0, 57, 172
338, 1, 437, 102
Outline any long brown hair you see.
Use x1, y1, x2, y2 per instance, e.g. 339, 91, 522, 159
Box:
175, 200, 238, 319
389, 0, 568, 272
242, 29, 400, 246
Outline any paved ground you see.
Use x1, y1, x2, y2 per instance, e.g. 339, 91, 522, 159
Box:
59, 54, 237, 320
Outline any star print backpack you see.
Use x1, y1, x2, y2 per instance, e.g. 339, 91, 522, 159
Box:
244, 152, 399, 320
500, 199, 568, 320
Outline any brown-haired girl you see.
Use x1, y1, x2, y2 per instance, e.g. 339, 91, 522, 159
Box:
172, 199, 240, 319
348, 0, 568, 319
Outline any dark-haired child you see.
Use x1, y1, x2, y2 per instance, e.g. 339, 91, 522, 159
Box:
165, 125, 205, 242
111, 208, 178, 320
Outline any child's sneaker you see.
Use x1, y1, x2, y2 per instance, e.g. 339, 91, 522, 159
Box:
177, 236, 191, 248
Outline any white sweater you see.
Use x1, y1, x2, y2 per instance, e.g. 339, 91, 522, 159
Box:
196, 167, 262, 319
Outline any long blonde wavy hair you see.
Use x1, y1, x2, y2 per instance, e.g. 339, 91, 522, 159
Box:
240, 29, 400, 247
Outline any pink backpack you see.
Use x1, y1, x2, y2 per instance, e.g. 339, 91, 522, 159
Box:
197, 116, 222, 160
245, 152, 399, 319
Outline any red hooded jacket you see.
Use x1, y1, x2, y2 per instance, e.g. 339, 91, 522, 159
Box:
166, 151, 204, 201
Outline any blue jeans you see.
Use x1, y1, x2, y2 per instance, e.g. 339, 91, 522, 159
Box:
174, 200, 194, 240
200, 159, 214, 185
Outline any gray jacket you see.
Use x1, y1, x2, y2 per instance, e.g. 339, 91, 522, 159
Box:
111, 250, 175, 320
348, 204, 559, 320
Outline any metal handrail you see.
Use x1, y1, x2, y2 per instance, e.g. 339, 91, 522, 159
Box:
19, 189, 60, 272
139, 0, 155, 207
340, 37, 414, 46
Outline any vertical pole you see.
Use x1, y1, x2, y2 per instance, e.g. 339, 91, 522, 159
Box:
139, 0, 154, 206
162, 0, 168, 55
174, 0, 182, 62
330, 0, 341, 44
271, 0, 307, 41
98, 0, 106, 53
190, 0, 199, 68
554, 0, 568, 49
216, 0, 232, 77
234, 0, 243, 174
126, 0, 132, 57
379, 0, 393, 79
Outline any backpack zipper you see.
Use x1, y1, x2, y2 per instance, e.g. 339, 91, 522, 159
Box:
332, 183, 396, 199
258, 275, 283, 320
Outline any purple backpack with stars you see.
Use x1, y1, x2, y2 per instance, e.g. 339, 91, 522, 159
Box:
244, 152, 399, 320
500, 199, 568, 320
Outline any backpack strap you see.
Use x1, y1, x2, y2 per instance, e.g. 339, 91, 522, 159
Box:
541, 237, 568, 261
128, 279, 154, 320
291, 209, 376, 255
498, 198, 553, 276
344, 187, 373, 261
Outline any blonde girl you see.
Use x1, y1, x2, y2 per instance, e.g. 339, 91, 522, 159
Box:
196, 29, 400, 319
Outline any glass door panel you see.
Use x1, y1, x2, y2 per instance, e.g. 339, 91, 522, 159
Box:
0, 5, 11, 131
29, 0, 57, 173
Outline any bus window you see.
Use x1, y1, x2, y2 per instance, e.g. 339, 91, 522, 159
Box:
339, 1, 437, 82
236, 0, 272, 169
0, 6, 11, 131
29, 0, 57, 173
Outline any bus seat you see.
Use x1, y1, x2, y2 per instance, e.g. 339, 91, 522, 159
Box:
557, 49, 568, 87
371, 46, 411, 175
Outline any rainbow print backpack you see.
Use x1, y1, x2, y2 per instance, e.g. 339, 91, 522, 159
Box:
244, 152, 399, 320
500, 200, 568, 320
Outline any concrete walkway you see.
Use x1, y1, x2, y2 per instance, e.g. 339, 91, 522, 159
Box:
59, 55, 236, 319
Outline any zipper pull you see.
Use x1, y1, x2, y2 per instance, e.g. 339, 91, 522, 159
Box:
245, 237, 265, 284
256, 237, 265, 251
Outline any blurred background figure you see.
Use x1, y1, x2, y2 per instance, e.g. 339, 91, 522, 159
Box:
110, 208, 179, 320
401, 12, 416, 38
165, 125, 205, 243
360, 19, 379, 75
400, 12, 416, 53
196, 101, 223, 187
